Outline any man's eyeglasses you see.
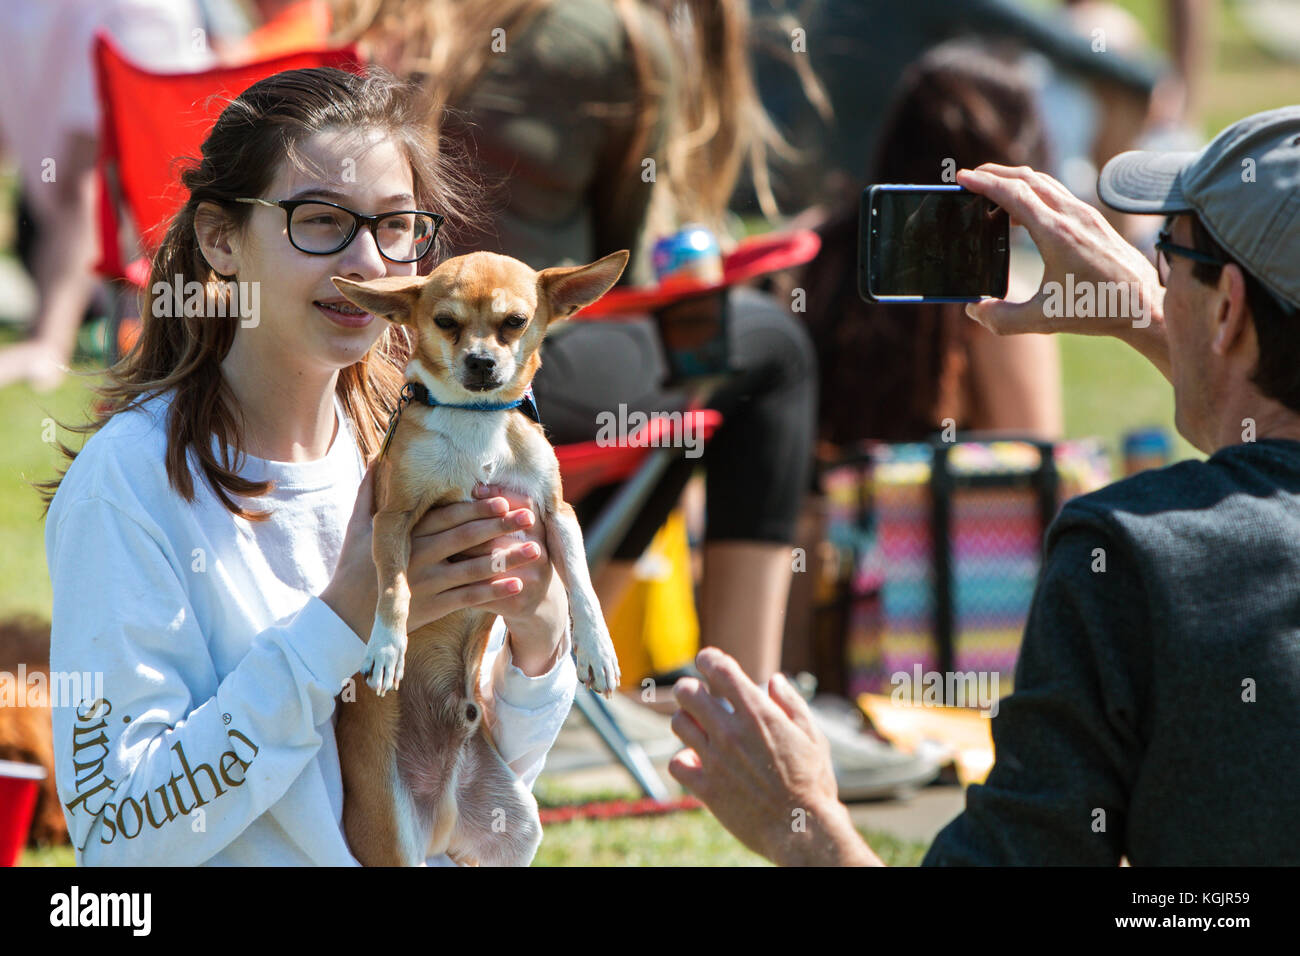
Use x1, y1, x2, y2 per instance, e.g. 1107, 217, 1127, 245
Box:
234, 197, 443, 263
1154, 226, 1226, 287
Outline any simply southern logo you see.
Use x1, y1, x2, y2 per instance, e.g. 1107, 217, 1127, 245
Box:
63, 697, 259, 847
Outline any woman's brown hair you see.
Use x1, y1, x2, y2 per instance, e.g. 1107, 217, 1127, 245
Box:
35, 66, 479, 521
330, 0, 797, 235
800, 41, 1052, 445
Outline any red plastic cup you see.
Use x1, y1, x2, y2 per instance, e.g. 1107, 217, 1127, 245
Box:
0, 760, 47, 867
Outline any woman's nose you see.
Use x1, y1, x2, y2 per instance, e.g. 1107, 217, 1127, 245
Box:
336, 225, 388, 280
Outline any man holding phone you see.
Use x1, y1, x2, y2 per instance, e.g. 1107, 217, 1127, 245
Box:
668, 106, 1300, 865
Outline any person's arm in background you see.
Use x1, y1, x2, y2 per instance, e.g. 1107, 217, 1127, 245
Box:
964, 244, 1064, 440
965, 326, 1064, 440
957, 163, 1171, 384
1165, 0, 1213, 126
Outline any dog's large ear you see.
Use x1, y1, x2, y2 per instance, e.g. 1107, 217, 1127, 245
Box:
538, 250, 629, 324
331, 275, 425, 326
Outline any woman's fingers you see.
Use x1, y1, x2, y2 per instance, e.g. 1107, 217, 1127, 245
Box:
413, 496, 509, 536
423, 576, 525, 622
417, 507, 535, 561
438, 540, 541, 588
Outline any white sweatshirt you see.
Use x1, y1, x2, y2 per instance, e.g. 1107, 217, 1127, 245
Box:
45, 388, 576, 866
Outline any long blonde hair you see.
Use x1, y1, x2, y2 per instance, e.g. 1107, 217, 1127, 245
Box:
35, 66, 479, 521
331, 0, 796, 236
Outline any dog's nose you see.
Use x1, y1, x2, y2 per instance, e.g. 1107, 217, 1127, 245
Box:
465, 354, 496, 374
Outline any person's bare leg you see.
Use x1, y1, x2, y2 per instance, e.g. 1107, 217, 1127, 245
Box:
6, 137, 102, 392
698, 541, 792, 685
593, 558, 637, 613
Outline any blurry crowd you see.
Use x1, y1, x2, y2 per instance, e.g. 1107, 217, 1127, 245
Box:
0, 0, 1209, 416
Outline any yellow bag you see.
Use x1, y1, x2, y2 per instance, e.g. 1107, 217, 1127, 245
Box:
607, 508, 699, 690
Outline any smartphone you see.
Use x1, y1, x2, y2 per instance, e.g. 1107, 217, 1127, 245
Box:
859, 184, 1009, 302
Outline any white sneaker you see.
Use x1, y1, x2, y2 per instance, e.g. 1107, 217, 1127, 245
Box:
807, 694, 945, 800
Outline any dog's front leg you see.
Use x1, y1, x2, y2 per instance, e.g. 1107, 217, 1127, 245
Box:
366, 508, 420, 695
543, 499, 620, 696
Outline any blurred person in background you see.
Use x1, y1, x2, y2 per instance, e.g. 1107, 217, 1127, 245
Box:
746, 0, 1194, 219
800, 41, 1064, 447
0, 0, 214, 392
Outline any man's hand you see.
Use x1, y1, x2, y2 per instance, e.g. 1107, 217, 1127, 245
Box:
668, 647, 882, 866
957, 164, 1172, 381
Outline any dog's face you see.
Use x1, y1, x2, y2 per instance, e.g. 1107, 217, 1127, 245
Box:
332, 250, 628, 400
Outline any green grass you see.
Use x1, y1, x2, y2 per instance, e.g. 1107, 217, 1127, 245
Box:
534, 811, 928, 867
21, 817, 926, 867
0, 325, 107, 623
1058, 332, 1200, 468
19, 845, 75, 867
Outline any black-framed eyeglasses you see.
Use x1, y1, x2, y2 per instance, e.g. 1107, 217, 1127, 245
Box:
1155, 226, 1226, 288
234, 197, 443, 263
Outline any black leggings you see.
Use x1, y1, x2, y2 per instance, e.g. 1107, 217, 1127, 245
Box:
532, 286, 817, 559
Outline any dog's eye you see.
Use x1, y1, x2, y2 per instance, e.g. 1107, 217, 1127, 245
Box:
434, 313, 458, 330
503, 314, 528, 330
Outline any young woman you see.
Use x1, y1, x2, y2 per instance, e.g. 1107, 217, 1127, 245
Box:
39, 67, 576, 866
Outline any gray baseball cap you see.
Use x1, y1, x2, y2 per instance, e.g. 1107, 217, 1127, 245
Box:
1098, 106, 1300, 312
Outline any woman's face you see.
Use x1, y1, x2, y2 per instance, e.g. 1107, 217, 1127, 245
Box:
220, 127, 420, 374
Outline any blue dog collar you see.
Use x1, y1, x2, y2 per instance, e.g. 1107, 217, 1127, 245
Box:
402, 381, 541, 423
378, 381, 542, 460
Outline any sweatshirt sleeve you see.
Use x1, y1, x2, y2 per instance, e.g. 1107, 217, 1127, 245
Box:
478, 616, 577, 791
48, 495, 366, 866
922, 511, 1151, 865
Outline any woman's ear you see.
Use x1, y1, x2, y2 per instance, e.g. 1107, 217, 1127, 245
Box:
194, 201, 240, 277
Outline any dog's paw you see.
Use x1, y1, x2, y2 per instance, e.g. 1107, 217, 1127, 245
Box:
362, 623, 407, 696
574, 626, 620, 698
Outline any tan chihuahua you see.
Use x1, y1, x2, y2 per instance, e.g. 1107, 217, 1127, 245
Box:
332, 250, 627, 866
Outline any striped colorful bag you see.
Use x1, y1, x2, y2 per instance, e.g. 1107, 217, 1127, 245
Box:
855, 438, 1110, 703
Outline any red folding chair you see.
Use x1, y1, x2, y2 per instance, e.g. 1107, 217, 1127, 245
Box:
92, 31, 364, 355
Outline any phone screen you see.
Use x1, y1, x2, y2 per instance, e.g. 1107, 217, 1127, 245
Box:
859, 186, 1009, 301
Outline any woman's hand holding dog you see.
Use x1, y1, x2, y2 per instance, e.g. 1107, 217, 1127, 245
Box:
322, 464, 555, 654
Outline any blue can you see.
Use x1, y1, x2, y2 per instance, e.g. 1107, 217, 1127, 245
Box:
652, 224, 724, 285
1123, 427, 1172, 475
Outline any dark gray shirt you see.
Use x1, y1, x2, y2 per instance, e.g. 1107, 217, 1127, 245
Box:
924, 439, 1300, 865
